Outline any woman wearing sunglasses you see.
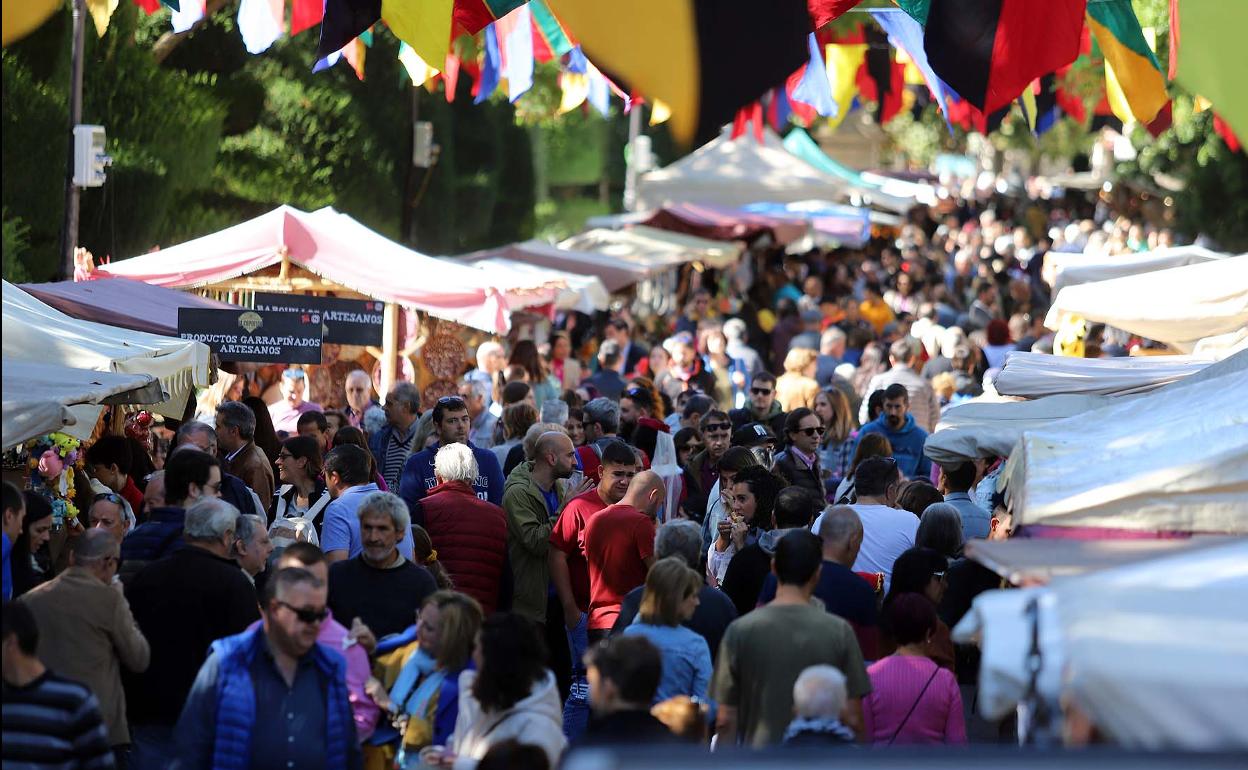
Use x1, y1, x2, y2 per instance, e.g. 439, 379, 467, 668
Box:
774, 408, 826, 499
272, 436, 330, 546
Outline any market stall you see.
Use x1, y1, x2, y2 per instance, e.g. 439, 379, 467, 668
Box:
639, 202, 809, 245
1048, 245, 1231, 294
992, 351, 1216, 398
1045, 254, 1248, 353
558, 226, 745, 270
20, 276, 239, 337
460, 256, 610, 315
3, 281, 211, 421
3, 363, 163, 447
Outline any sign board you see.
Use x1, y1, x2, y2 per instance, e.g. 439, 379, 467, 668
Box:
253, 292, 384, 346
178, 308, 323, 364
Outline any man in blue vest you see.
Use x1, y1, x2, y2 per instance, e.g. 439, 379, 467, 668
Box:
398, 396, 504, 509
174, 566, 361, 769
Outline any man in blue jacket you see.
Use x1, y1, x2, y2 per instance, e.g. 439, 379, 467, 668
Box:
399, 396, 505, 510
855, 384, 932, 480
174, 566, 361, 770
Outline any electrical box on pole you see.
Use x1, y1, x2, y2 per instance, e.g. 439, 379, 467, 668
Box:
412, 121, 435, 168
72, 125, 111, 188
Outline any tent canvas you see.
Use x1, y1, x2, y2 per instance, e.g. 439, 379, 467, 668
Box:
963, 536, 1232, 586
1049, 245, 1230, 294
992, 351, 1215, 398
20, 276, 237, 337
3, 362, 163, 447
635, 127, 845, 211
640, 203, 809, 245
1000, 353, 1248, 534
95, 206, 560, 334
559, 226, 744, 272
1045, 254, 1248, 352
3, 281, 210, 420
459, 257, 610, 314
463, 240, 663, 293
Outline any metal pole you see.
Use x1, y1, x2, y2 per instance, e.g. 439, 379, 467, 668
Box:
61, 0, 87, 280
622, 104, 643, 212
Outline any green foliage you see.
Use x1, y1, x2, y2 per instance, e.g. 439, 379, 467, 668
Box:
534, 197, 610, 243
2, 209, 32, 283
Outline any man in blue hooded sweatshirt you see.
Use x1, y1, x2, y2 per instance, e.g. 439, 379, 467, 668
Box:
855, 384, 931, 480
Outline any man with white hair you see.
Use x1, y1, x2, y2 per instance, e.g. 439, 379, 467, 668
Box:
783, 666, 855, 745
466, 341, 506, 409
343, 368, 384, 429
722, 317, 763, 382
233, 513, 274, 583
459, 376, 497, 448
326, 491, 436, 639
124, 497, 261, 766
859, 337, 940, 433
815, 327, 847, 388
413, 444, 510, 614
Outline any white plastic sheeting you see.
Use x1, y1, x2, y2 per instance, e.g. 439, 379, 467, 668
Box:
1045, 255, 1248, 352
953, 538, 1248, 750
2, 363, 163, 447
1000, 351, 1248, 534
1048, 245, 1229, 294
992, 351, 1215, 398
925, 393, 1113, 465
3, 281, 211, 420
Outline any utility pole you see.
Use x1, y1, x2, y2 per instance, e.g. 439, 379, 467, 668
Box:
60, 0, 87, 280
622, 103, 643, 212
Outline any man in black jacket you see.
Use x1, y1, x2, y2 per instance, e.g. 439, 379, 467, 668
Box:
728, 372, 787, 438
580, 635, 679, 746
124, 497, 260, 768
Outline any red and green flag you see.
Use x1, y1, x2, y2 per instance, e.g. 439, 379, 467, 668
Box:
921, 0, 1087, 116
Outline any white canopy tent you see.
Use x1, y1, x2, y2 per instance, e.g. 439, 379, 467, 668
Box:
992, 351, 1215, 398
3, 362, 163, 447
636, 128, 853, 211
559, 226, 744, 271
1048, 245, 1230, 294
1000, 350, 1248, 534
3, 281, 211, 420
462, 257, 610, 314
1045, 254, 1248, 352
953, 538, 1248, 750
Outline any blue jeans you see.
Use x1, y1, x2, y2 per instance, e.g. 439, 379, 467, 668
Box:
128, 725, 177, 770
562, 612, 590, 741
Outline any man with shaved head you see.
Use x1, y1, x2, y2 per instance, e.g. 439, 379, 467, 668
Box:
582, 471, 665, 642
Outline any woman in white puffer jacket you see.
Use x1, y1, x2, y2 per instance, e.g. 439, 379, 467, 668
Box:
444, 613, 567, 770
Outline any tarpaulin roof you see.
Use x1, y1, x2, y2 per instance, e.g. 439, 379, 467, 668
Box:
461, 240, 663, 293
3, 281, 211, 420
20, 277, 237, 337
559, 226, 744, 271
740, 200, 871, 247
1045, 254, 1248, 352
95, 206, 561, 334
963, 536, 1233, 586
1049, 245, 1231, 294
641, 202, 809, 245
1000, 349, 1248, 534
954, 538, 1248, 750
2, 362, 164, 448
992, 351, 1216, 398
460, 257, 610, 314
635, 127, 845, 212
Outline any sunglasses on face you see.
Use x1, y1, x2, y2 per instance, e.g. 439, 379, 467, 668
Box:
796, 426, 825, 436
92, 492, 124, 506
277, 601, 329, 624
751, 388, 773, 396
702, 423, 731, 434
683, 444, 705, 453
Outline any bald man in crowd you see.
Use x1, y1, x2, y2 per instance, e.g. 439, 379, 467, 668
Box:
583, 471, 664, 642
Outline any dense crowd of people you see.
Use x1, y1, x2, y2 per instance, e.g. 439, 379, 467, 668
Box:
1, 200, 1184, 768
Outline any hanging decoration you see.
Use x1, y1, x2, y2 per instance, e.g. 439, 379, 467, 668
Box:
22, 433, 84, 527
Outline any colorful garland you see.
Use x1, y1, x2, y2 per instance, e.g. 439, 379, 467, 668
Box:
23, 432, 83, 525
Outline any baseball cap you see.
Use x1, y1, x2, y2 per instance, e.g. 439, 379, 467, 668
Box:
731, 422, 777, 448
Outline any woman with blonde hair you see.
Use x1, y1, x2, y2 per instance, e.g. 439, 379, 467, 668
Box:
369, 591, 485, 767
194, 371, 244, 422
622, 557, 712, 702
775, 348, 820, 411
814, 388, 856, 491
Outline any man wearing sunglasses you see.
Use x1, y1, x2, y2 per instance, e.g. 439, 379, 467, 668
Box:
728, 372, 787, 439
175, 567, 361, 770
681, 411, 733, 521
774, 408, 825, 497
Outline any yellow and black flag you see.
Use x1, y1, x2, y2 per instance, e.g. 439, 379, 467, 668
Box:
546, 0, 810, 146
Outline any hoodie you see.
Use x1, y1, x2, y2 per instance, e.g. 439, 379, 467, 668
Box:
855, 413, 931, 480
451, 669, 567, 770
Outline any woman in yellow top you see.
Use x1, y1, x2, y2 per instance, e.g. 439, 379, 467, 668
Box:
775, 348, 821, 411
859, 282, 896, 335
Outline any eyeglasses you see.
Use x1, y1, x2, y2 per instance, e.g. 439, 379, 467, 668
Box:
750, 388, 773, 396
683, 444, 705, 453
277, 452, 296, 461
277, 601, 329, 624
796, 426, 825, 436
702, 423, 731, 434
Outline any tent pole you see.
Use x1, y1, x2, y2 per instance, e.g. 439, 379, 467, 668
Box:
381, 302, 399, 399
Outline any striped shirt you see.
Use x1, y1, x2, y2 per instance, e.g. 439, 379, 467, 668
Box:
2, 670, 115, 768
383, 424, 417, 492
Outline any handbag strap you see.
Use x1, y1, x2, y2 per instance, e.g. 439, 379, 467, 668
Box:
887, 665, 940, 745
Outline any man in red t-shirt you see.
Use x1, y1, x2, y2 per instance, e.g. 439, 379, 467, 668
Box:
549, 440, 639, 632
583, 470, 665, 641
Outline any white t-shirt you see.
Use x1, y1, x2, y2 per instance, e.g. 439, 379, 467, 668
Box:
811, 503, 917, 594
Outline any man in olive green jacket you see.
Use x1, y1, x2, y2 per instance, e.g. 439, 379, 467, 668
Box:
502, 431, 577, 623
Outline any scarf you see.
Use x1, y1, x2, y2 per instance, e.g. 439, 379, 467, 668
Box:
782, 715, 857, 743
389, 648, 445, 719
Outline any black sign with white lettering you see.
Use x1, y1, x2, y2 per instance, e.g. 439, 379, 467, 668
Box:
178, 308, 323, 364
253, 293, 384, 346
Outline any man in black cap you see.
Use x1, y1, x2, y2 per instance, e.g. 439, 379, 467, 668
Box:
731, 422, 778, 472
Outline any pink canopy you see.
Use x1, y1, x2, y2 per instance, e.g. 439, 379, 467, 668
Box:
642, 202, 809, 245
95, 206, 561, 333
